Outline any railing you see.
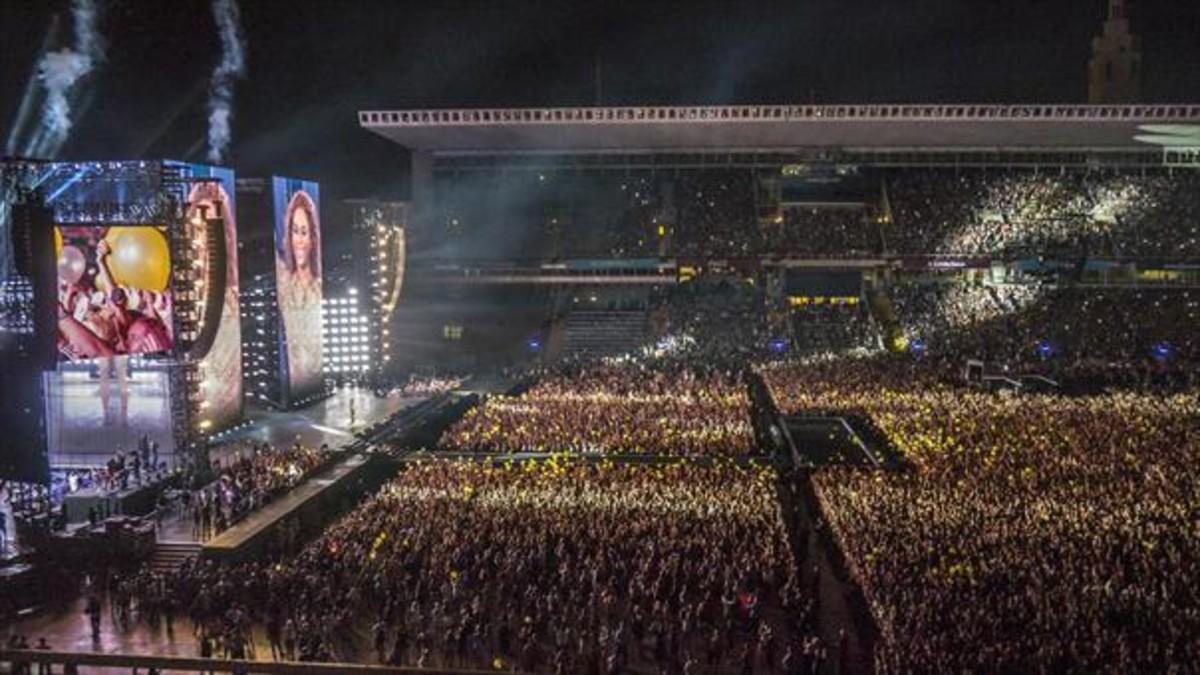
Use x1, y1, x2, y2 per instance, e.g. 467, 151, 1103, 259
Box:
359, 104, 1200, 127
0, 650, 506, 674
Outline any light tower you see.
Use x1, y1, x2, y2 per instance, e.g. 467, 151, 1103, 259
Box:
1088, 0, 1141, 103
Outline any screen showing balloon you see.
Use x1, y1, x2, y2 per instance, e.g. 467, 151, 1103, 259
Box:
55, 225, 175, 361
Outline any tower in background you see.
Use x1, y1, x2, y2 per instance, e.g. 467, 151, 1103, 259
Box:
1088, 0, 1141, 103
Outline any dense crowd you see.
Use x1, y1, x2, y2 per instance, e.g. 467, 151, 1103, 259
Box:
763, 359, 1200, 673
653, 281, 773, 364
434, 171, 660, 260
440, 362, 756, 457
673, 171, 759, 259
393, 374, 466, 398
891, 280, 1199, 382
766, 207, 882, 258
143, 460, 825, 673
434, 166, 1200, 261
190, 442, 332, 539
886, 169, 1200, 258
789, 300, 878, 353
890, 280, 1043, 361
892, 281, 1041, 343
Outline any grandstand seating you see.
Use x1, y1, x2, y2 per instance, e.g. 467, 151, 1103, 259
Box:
560, 309, 647, 356
791, 302, 879, 352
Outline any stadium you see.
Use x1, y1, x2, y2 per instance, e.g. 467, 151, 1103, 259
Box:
1, 2, 1199, 674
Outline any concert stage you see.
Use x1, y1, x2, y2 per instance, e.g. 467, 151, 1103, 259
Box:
213, 387, 423, 451
203, 452, 377, 562
178, 388, 459, 560
61, 476, 173, 524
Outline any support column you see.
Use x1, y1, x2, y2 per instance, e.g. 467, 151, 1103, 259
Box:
409, 149, 435, 239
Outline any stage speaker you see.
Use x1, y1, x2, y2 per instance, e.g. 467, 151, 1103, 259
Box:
0, 364, 49, 483
10, 199, 58, 370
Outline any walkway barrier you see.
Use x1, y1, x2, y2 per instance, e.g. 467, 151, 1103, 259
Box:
0, 649, 514, 674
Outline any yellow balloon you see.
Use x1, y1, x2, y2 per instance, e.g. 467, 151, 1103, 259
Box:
103, 227, 171, 292
54, 227, 63, 257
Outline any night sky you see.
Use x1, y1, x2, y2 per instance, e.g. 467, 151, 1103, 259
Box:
3, 0, 1200, 202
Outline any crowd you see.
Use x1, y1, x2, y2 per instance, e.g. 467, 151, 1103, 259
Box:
581, 173, 664, 259
434, 171, 660, 260
189, 441, 332, 540
673, 171, 760, 259
83, 437, 170, 495
765, 207, 883, 258
129, 459, 827, 673
886, 169, 1200, 258
891, 280, 1199, 383
440, 362, 756, 457
392, 374, 466, 398
762, 358, 1200, 673
652, 281, 773, 364
890, 280, 1043, 359
789, 300, 878, 354
433, 166, 1200, 262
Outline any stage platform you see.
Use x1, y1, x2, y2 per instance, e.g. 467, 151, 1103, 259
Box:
212, 387, 424, 452
60, 477, 169, 523
202, 452, 375, 562
198, 388, 491, 560
782, 415, 905, 468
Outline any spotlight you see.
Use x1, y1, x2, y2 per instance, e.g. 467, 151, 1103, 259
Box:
1152, 342, 1172, 360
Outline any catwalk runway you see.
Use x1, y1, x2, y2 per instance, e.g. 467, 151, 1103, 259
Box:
212, 387, 422, 452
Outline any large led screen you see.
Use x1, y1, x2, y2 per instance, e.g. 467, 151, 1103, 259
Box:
183, 164, 244, 430
56, 225, 174, 360
44, 360, 175, 467
272, 177, 323, 404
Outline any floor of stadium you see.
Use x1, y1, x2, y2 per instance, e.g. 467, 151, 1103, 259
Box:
7, 470, 879, 675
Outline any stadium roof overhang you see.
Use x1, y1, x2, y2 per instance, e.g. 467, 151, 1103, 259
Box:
358, 104, 1200, 156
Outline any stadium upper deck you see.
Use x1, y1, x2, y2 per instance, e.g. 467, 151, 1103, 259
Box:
359, 103, 1200, 160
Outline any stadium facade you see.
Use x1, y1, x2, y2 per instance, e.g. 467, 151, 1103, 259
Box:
360, 103, 1200, 240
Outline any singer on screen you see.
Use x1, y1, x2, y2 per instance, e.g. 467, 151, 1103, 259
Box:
275, 189, 324, 398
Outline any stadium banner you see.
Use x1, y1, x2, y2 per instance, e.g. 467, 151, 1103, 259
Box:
899, 256, 992, 270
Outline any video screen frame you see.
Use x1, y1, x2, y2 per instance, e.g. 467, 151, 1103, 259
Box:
55, 224, 175, 362
272, 176, 324, 406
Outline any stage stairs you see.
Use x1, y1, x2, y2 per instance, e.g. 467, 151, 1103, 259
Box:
149, 541, 202, 572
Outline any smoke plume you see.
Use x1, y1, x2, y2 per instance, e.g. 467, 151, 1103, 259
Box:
207, 0, 246, 164
35, 0, 104, 157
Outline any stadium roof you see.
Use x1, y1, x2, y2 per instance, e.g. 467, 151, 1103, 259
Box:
359, 104, 1200, 156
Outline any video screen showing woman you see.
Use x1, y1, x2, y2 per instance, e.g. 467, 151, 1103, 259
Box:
273, 180, 324, 403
